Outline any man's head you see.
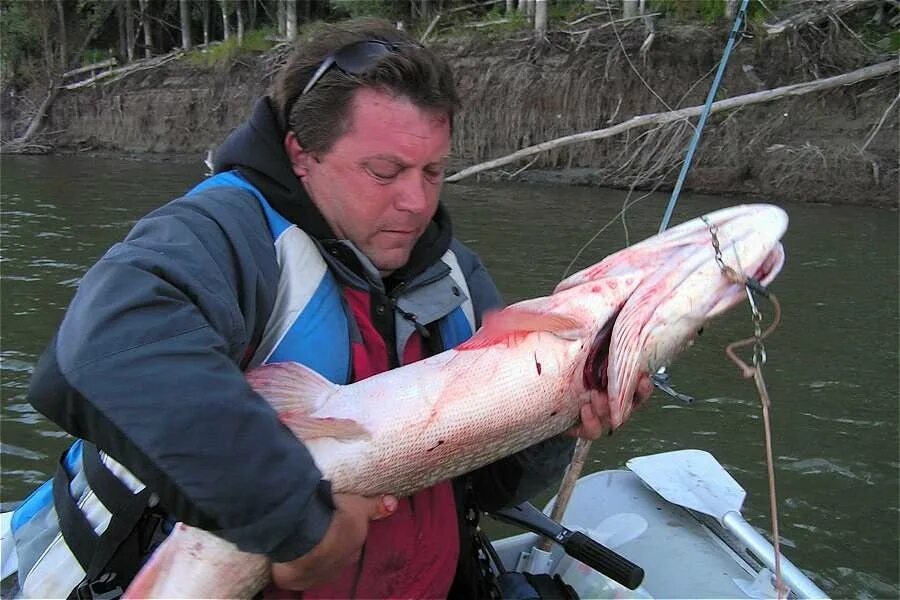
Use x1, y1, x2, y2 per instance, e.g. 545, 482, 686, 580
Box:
272, 19, 459, 276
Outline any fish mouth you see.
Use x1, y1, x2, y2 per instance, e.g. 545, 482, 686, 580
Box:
707, 241, 785, 319
582, 308, 619, 393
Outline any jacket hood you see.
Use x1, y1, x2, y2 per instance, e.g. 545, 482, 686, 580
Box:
213, 97, 452, 282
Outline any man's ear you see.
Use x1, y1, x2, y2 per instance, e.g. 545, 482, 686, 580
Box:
284, 132, 316, 179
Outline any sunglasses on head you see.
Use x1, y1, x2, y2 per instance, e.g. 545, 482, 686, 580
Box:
301, 39, 412, 97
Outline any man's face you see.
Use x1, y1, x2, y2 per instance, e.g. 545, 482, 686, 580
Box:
286, 87, 451, 276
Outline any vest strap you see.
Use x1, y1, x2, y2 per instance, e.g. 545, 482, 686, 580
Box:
53, 449, 95, 572
54, 443, 151, 598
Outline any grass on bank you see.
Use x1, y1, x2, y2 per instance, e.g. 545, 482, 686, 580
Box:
184, 28, 278, 68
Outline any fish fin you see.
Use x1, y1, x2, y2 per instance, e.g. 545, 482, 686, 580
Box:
458, 307, 585, 350
245, 361, 338, 414
279, 413, 370, 441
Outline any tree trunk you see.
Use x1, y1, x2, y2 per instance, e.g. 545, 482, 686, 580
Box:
180, 0, 192, 51
526, 0, 534, 19
248, 0, 257, 30
55, 0, 67, 71
202, 0, 211, 46
125, 0, 135, 61
236, 1, 244, 46
40, 0, 52, 73
622, 0, 639, 20
534, 0, 547, 39
446, 60, 900, 183
285, 0, 297, 40
220, 0, 230, 41
138, 0, 152, 57
725, 0, 738, 20
118, 0, 128, 61
9, 84, 60, 146
277, 0, 285, 37
71, 1, 117, 67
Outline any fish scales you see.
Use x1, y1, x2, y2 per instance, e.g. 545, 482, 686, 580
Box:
304, 319, 612, 498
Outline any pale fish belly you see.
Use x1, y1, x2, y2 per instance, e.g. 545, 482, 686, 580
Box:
305, 332, 586, 498
124, 523, 268, 599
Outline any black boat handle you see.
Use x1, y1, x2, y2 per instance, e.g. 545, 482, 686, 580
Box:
561, 530, 644, 590
490, 502, 644, 590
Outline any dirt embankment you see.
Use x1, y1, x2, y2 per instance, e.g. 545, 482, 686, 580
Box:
5, 24, 898, 207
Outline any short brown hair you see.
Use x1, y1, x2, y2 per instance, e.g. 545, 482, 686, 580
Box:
271, 18, 459, 154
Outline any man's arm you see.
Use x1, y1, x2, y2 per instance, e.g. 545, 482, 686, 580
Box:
27, 195, 332, 562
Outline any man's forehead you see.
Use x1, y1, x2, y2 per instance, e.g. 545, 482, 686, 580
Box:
346, 88, 451, 129
334, 89, 451, 159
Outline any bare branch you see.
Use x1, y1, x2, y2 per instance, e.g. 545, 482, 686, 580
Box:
447, 60, 899, 182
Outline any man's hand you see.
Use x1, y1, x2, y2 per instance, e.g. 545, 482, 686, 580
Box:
271, 493, 397, 591
567, 375, 654, 440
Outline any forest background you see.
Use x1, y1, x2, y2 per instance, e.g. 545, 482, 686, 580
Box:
1, 0, 898, 206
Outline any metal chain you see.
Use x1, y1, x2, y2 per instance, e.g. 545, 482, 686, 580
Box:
704, 216, 785, 598
702, 216, 767, 365
747, 287, 767, 368
702, 216, 727, 271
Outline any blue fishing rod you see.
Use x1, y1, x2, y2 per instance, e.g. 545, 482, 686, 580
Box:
658, 0, 750, 234
653, 0, 750, 403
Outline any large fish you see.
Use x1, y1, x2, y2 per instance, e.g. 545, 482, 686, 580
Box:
124, 204, 788, 598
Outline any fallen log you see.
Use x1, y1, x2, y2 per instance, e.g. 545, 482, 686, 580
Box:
62, 58, 118, 79
446, 60, 899, 183
763, 0, 880, 35
1, 84, 61, 153
62, 50, 184, 90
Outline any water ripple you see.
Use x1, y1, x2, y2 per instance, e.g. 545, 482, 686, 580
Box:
781, 457, 876, 484
3, 470, 50, 486
800, 411, 887, 427
801, 380, 861, 391
0, 356, 34, 373
28, 259, 80, 270
829, 568, 898, 599
0, 443, 46, 461
58, 277, 83, 288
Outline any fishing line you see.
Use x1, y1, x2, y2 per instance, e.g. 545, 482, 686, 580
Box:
561, 161, 681, 280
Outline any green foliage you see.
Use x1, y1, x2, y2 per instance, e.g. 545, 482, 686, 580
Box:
81, 48, 113, 66
886, 30, 900, 52
239, 28, 277, 53
858, 22, 900, 53
331, 0, 405, 22
548, 0, 597, 21
184, 27, 276, 68
648, 0, 782, 25
438, 5, 530, 40
0, 0, 45, 82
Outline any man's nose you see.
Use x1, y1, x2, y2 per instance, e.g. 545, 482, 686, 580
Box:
394, 171, 432, 214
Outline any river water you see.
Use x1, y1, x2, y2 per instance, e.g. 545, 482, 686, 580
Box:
1, 155, 897, 598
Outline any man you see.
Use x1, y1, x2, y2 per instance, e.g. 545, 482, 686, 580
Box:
12, 18, 647, 599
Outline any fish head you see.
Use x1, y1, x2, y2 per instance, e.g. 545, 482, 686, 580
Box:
566, 204, 788, 430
